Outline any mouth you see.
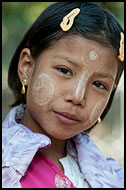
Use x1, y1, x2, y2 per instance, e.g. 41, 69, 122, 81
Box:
53, 111, 81, 125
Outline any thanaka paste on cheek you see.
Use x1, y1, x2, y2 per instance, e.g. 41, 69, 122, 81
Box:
32, 73, 54, 106
90, 98, 105, 123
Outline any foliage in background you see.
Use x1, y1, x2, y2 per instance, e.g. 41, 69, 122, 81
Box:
2, 2, 55, 70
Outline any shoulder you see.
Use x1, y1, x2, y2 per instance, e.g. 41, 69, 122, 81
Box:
69, 132, 124, 187
2, 104, 51, 170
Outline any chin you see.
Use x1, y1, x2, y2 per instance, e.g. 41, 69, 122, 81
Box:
48, 131, 76, 140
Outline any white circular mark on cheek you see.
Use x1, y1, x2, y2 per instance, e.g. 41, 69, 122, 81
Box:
89, 51, 98, 61
32, 74, 54, 106
90, 98, 106, 123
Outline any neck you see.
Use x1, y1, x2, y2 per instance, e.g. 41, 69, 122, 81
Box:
41, 133, 67, 173
42, 137, 67, 159
40, 136, 67, 174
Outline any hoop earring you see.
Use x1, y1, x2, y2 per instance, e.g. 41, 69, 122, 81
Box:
97, 117, 101, 124
21, 79, 27, 94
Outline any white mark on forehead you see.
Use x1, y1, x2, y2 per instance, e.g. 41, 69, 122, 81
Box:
32, 74, 54, 106
90, 98, 106, 123
89, 51, 98, 61
81, 43, 106, 71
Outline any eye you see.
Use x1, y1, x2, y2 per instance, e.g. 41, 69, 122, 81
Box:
93, 81, 108, 91
56, 67, 72, 76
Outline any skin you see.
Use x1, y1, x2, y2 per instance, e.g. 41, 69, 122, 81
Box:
18, 35, 118, 173
32, 73, 54, 106
90, 98, 106, 123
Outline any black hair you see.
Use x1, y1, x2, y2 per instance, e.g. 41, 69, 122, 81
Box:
8, 2, 124, 126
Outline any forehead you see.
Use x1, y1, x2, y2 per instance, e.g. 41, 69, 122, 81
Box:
52, 35, 117, 61
49, 35, 118, 76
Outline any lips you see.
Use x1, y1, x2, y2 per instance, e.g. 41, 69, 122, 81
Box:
53, 111, 81, 125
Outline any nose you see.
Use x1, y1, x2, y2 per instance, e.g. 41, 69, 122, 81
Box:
64, 75, 87, 107
64, 89, 86, 107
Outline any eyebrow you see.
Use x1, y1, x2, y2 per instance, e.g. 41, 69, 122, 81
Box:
95, 72, 115, 81
54, 55, 78, 66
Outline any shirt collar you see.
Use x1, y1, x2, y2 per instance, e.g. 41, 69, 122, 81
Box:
67, 133, 124, 188
2, 104, 51, 175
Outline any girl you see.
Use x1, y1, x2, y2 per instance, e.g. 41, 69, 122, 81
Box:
2, 2, 124, 188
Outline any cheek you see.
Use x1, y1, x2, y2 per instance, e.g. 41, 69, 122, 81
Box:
32, 73, 54, 106
90, 98, 106, 123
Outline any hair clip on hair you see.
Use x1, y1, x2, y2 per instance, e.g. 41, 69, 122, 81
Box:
60, 8, 80, 32
118, 32, 124, 62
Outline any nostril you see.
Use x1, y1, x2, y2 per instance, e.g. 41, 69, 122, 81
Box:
67, 100, 83, 106
68, 100, 72, 103
64, 94, 86, 107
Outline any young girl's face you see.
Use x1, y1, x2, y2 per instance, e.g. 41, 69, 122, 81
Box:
24, 35, 118, 139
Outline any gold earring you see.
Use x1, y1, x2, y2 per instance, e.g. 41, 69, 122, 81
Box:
21, 79, 27, 94
97, 117, 101, 124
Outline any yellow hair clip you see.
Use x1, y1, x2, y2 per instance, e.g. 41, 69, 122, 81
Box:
118, 32, 124, 62
60, 8, 80, 32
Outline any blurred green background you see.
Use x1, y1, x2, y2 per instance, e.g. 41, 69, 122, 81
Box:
2, 2, 124, 121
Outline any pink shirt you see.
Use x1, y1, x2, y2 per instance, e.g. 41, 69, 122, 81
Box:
20, 151, 75, 188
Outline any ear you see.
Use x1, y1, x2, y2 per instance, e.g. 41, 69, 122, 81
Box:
18, 48, 34, 86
